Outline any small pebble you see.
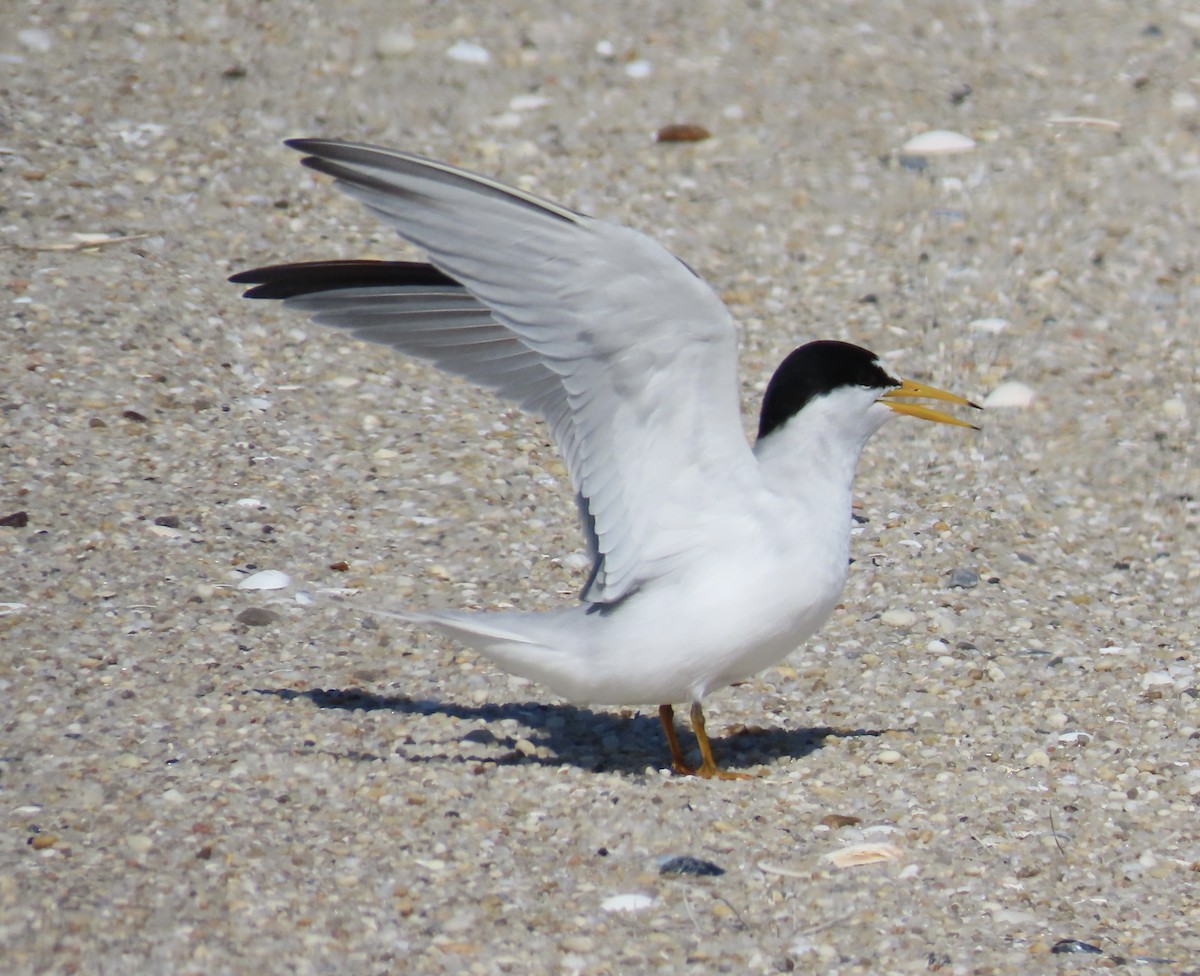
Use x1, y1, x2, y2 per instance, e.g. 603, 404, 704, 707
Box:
562, 552, 592, 572
656, 123, 711, 143
1051, 939, 1102, 955
1171, 91, 1199, 113
375, 29, 416, 58
236, 607, 281, 627
819, 813, 861, 829
1162, 398, 1185, 420
17, 28, 54, 52
948, 568, 979, 589
881, 608, 917, 628
126, 834, 154, 854
658, 855, 724, 877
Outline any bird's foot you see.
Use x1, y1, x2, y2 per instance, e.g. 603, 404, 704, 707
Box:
693, 759, 753, 781
668, 755, 753, 781
659, 702, 753, 780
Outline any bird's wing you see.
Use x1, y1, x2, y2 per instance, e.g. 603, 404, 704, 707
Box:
233, 140, 756, 603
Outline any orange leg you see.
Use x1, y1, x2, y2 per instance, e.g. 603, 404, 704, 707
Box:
657, 702, 752, 780
658, 704, 696, 775
690, 701, 751, 781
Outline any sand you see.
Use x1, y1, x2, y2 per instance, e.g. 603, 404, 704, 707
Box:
3, 2, 1199, 973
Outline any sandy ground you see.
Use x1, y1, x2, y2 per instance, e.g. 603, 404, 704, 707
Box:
3, 1, 1199, 973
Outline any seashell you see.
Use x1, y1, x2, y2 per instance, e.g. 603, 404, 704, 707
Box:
602, 893, 654, 913
983, 381, 1036, 408
900, 130, 975, 155
238, 569, 292, 590
824, 842, 904, 868
446, 41, 490, 65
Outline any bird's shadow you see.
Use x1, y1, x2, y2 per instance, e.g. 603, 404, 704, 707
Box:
254, 686, 896, 777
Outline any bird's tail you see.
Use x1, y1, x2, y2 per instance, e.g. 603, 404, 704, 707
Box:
325, 593, 588, 699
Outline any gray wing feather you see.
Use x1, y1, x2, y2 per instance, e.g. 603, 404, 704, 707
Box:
235, 140, 755, 603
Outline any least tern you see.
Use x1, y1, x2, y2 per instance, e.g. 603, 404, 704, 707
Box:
232, 140, 978, 779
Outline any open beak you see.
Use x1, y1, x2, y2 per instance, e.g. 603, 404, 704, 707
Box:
879, 379, 982, 429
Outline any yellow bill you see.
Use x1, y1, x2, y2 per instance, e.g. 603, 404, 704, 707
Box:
880, 379, 981, 429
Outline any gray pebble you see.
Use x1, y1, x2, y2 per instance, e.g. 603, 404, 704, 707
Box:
658, 855, 725, 877
236, 607, 281, 627
1051, 939, 1102, 955
948, 568, 979, 588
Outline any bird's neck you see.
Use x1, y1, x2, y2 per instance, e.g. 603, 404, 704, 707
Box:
751, 399, 876, 510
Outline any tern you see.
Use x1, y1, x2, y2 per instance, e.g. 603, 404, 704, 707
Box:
231, 139, 978, 779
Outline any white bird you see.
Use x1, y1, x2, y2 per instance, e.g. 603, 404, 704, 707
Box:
231, 140, 978, 779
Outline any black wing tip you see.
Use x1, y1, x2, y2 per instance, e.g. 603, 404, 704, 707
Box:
284, 136, 353, 157
229, 260, 461, 300
283, 138, 360, 177
285, 137, 384, 165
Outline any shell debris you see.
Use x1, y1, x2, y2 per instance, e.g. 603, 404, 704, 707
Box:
601, 893, 654, 913
983, 381, 1036, 409
900, 130, 976, 156
238, 569, 293, 591
825, 843, 904, 868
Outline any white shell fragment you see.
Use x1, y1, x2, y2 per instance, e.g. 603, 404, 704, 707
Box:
880, 608, 917, 628
968, 317, 1010, 335
601, 893, 654, 913
17, 28, 54, 52
825, 843, 904, 868
375, 29, 416, 58
509, 94, 552, 112
900, 130, 975, 155
1046, 115, 1121, 130
983, 381, 1037, 408
446, 41, 490, 65
238, 570, 293, 591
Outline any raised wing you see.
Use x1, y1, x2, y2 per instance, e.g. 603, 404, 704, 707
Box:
232, 140, 756, 604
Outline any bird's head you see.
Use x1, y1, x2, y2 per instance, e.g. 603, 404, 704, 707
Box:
756, 340, 979, 445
